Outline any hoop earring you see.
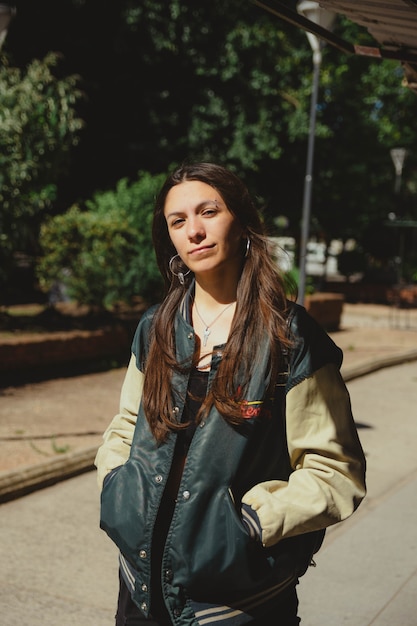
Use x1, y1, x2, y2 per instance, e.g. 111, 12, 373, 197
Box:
169, 254, 191, 286
245, 237, 251, 258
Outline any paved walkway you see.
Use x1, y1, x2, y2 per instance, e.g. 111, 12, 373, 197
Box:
1, 303, 417, 625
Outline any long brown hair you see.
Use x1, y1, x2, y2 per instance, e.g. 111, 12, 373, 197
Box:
143, 162, 291, 441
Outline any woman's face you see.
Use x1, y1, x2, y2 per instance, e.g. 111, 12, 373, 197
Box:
164, 180, 244, 279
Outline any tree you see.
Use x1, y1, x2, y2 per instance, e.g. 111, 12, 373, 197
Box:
312, 49, 417, 244
5, 0, 310, 203
0, 51, 84, 296
4, 0, 417, 303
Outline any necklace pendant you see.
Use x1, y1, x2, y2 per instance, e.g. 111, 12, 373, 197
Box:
203, 327, 210, 347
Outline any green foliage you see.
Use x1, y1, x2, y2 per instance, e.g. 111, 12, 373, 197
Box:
4, 2, 417, 302
184, 19, 305, 170
37, 172, 166, 307
284, 266, 315, 297
0, 52, 84, 286
94, 0, 309, 185
312, 36, 417, 246
283, 267, 299, 299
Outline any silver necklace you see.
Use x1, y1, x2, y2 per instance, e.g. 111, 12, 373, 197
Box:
193, 300, 235, 347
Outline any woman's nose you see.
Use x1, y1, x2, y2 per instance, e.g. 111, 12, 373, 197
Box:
186, 217, 205, 240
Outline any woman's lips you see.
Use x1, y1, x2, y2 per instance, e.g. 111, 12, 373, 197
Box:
189, 245, 215, 256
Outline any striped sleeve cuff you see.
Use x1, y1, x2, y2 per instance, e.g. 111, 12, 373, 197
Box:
241, 503, 262, 541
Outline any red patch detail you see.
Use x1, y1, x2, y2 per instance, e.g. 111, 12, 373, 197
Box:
240, 401, 272, 419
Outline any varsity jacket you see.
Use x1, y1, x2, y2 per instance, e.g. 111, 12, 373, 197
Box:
95, 296, 366, 625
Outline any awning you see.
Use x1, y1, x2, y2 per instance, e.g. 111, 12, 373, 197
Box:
254, 0, 417, 93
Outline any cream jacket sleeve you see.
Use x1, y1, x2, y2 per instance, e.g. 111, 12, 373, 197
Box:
242, 362, 366, 548
94, 354, 143, 490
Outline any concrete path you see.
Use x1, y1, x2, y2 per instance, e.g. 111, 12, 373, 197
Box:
1, 359, 417, 625
1, 303, 417, 625
297, 359, 417, 625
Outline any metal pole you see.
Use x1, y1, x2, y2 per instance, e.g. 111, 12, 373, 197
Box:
0, 4, 16, 50
390, 148, 408, 284
297, 51, 321, 305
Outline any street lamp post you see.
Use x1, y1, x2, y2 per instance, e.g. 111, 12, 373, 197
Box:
296, 1, 335, 305
390, 147, 407, 196
390, 147, 408, 283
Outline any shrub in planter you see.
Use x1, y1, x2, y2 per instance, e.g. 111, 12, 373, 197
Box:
37, 171, 166, 308
305, 293, 344, 331
283, 269, 344, 331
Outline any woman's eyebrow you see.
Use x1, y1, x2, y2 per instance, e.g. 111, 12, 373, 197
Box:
199, 199, 220, 209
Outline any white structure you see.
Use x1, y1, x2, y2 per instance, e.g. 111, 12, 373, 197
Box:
270, 237, 342, 277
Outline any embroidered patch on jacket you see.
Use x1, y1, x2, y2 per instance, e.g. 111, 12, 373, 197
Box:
239, 400, 271, 419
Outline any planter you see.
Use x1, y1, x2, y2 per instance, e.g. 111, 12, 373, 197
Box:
0, 326, 131, 381
304, 292, 344, 331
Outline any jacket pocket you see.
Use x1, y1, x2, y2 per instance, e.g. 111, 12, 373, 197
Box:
100, 460, 151, 561
181, 487, 280, 599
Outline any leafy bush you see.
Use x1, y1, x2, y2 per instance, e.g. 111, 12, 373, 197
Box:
283, 266, 315, 298
37, 171, 166, 308
0, 52, 84, 287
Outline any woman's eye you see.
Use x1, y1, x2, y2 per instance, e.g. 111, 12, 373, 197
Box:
202, 208, 217, 217
171, 218, 184, 227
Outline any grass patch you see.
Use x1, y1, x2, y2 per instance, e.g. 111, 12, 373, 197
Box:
2, 304, 46, 317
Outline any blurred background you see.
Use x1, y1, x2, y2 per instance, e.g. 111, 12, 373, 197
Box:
1, 0, 417, 316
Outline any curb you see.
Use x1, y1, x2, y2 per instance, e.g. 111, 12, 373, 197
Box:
2, 350, 417, 503
342, 348, 417, 382
0, 446, 98, 503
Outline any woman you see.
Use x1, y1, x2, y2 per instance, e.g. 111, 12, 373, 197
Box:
95, 162, 366, 626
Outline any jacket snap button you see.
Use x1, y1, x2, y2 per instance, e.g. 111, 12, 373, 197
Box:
188, 332, 194, 339
182, 490, 190, 500
155, 474, 163, 483
140, 602, 148, 612
141, 583, 148, 592
173, 406, 179, 416
139, 549, 147, 558
174, 608, 182, 617
165, 569, 173, 582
